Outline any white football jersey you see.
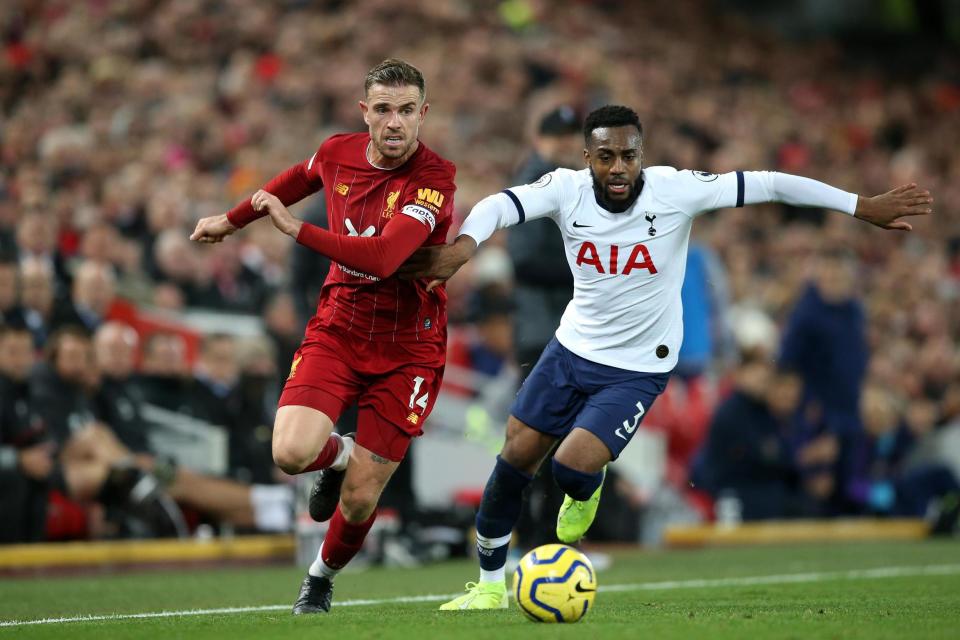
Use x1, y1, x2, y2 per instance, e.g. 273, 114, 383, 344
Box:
459, 166, 856, 373
495, 166, 750, 372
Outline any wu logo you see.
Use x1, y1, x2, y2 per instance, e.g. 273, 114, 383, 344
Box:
416, 188, 444, 207
345, 217, 375, 237
645, 213, 657, 236
615, 401, 645, 441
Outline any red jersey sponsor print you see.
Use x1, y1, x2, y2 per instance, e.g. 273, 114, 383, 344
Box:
307, 133, 455, 345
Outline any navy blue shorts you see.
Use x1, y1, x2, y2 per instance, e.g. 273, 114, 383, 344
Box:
510, 338, 669, 460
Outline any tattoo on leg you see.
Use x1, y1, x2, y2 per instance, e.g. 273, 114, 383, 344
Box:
370, 453, 390, 464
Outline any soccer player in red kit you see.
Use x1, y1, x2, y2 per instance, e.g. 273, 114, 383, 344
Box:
190, 59, 455, 614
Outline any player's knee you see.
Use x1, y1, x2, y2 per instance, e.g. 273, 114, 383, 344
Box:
552, 459, 603, 501
500, 422, 548, 475
272, 440, 309, 475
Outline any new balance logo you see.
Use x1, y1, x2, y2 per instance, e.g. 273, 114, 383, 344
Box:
615, 401, 645, 441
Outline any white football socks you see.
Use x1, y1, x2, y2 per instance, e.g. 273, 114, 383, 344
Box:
308, 542, 340, 579
476, 531, 512, 584
331, 433, 354, 471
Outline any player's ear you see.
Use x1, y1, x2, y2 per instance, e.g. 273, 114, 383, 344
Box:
583, 148, 590, 166
419, 101, 429, 122
359, 100, 370, 126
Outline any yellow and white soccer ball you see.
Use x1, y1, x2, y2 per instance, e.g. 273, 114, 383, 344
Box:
512, 544, 597, 623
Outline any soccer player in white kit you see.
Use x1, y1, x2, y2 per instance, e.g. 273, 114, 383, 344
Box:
400, 105, 932, 610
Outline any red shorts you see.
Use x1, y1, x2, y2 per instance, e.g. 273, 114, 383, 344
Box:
278, 327, 445, 461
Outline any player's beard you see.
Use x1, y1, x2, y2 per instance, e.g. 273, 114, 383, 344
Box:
590, 167, 644, 213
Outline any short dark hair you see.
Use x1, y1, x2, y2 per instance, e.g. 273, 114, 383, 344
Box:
364, 58, 425, 101
583, 105, 643, 144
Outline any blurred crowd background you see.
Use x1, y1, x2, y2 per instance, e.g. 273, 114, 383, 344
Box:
2, 0, 959, 550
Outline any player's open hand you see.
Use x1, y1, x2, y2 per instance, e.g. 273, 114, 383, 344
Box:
190, 214, 237, 244
252, 189, 303, 238
397, 236, 478, 292
854, 183, 933, 231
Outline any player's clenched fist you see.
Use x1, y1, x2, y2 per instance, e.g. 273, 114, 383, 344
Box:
251, 189, 303, 238
189, 214, 237, 244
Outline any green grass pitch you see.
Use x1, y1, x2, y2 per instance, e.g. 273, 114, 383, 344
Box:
1, 540, 958, 639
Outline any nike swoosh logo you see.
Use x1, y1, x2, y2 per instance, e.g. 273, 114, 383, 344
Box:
572, 221, 592, 228
574, 581, 596, 593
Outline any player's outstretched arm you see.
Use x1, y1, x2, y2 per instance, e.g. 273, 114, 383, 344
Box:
852, 183, 933, 231
732, 172, 933, 230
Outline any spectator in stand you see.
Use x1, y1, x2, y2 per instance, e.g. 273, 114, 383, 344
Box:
263, 291, 303, 388
445, 285, 516, 397
203, 240, 270, 313
136, 332, 194, 415
0, 323, 52, 542
507, 106, 580, 374
234, 336, 283, 484
0, 256, 22, 325
781, 247, 868, 437
14, 212, 67, 290
780, 247, 869, 514
18, 257, 56, 348
92, 322, 293, 532
51, 259, 118, 334
191, 333, 251, 480
849, 385, 959, 526
151, 230, 211, 308
693, 357, 822, 520
28, 326, 186, 538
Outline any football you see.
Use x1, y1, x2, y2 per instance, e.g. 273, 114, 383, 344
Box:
512, 544, 597, 623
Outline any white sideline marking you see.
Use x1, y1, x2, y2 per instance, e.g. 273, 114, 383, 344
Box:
2, 563, 958, 628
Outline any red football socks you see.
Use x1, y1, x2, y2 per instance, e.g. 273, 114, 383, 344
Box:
302, 434, 341, 473
321, 505, 377, 570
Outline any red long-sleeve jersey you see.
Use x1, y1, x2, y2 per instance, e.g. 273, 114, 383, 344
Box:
226, 133, 456, 345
